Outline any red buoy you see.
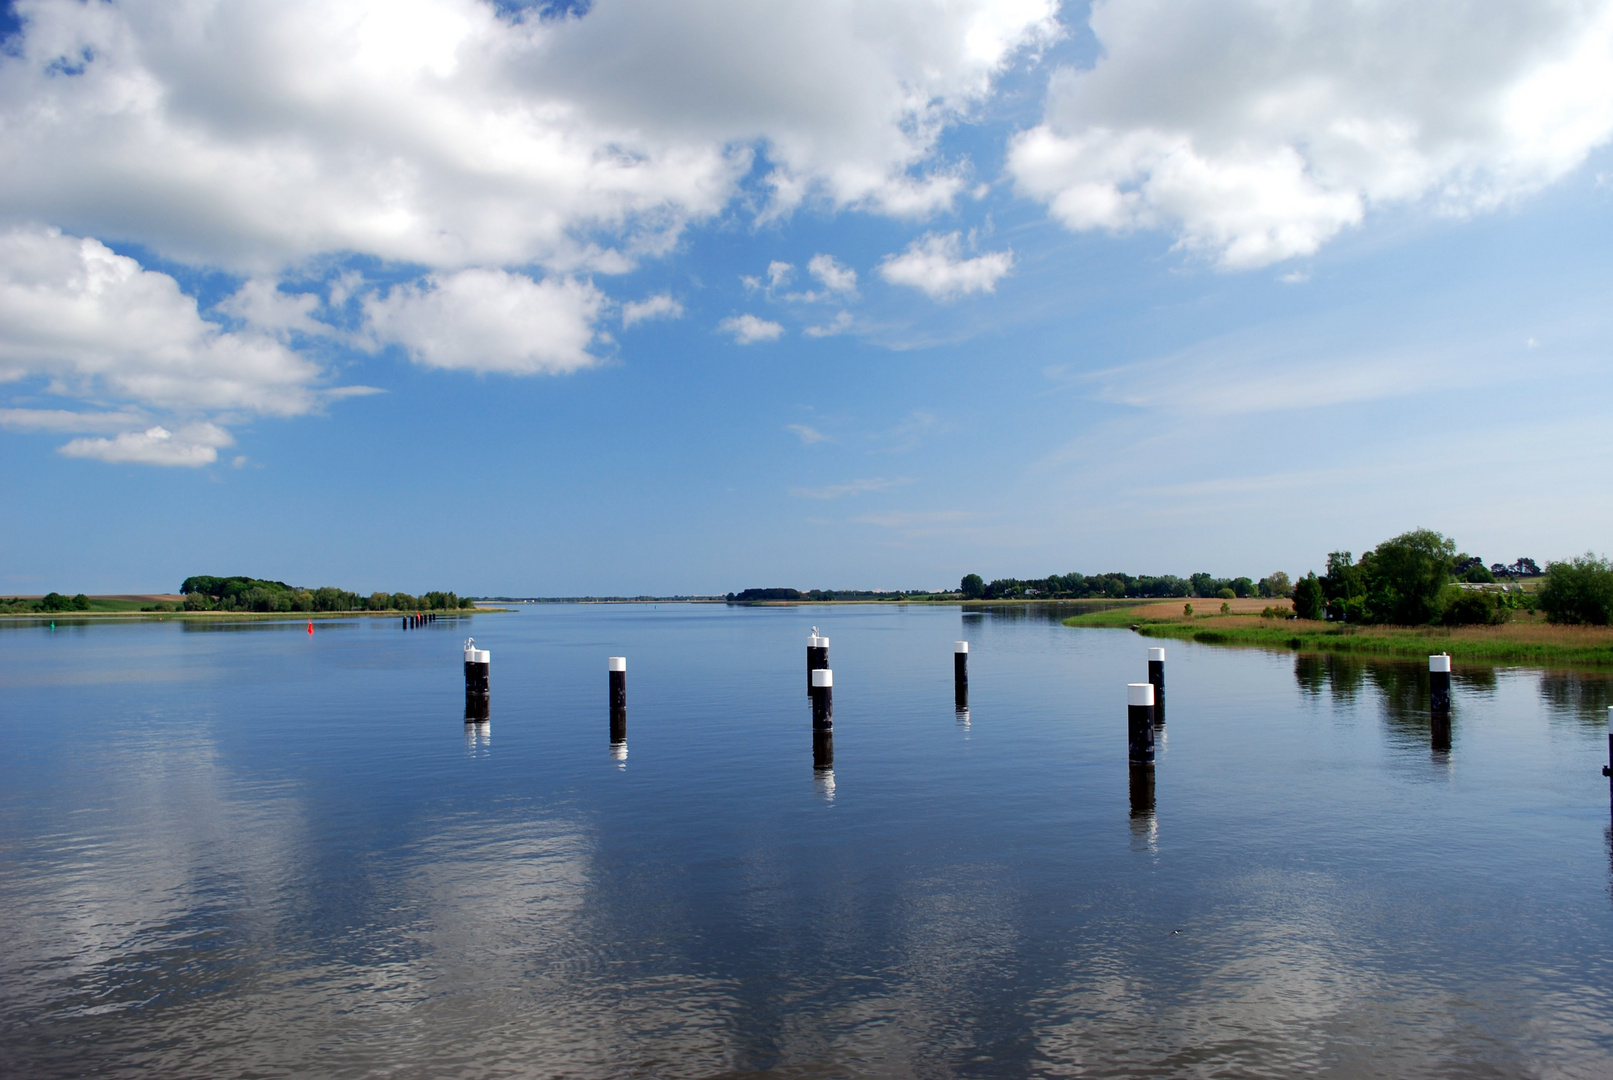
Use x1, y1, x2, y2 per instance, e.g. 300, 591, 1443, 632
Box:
307, 620, 314, 635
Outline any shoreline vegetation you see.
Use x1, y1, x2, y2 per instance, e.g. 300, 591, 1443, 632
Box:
2, 575, 504, 619
1063, 598, 1613, 668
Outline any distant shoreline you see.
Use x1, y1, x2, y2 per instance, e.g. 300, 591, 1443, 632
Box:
0, 606, 508, 622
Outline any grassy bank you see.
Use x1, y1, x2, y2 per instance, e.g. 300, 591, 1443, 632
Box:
1064, 599, 1613, 667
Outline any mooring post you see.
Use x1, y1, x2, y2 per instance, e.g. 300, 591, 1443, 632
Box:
1147, 647, 1166, 725
1129, 763, 1155, 818
811, 668, 833, 730
954, 641, 969, 708
1603, 712, 1611, 815
807, 628, 829, 697
609, 656, 626, 709
1430, 653, 1452, 751
463, 638, 490, 699
1128, 682, 1155, 764
813, 729, 834, 771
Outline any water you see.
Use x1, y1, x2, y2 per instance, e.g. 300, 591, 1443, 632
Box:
2, 604, 1611, 1078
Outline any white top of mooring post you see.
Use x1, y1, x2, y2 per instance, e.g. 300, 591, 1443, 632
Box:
609, 656, 626, 671
811, 668, 833, 688
955, 641, 969, 653
1148, 647, 1166, 662
1128, 682, 1155, 706
808, 634, 829, 648
463, 638, 489, 664
1429, 653, 1451, 673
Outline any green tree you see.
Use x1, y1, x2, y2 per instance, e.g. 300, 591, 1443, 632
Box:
1440, 587, 1509, 626
960, 574, 985, 599
71, 593, 91, 610
1293, 573, 1325, 620
1230, 576, 1254, 598
1539, 553, 1613, 625
1258, 571, 1292, 598
1361, 528, 1456, 625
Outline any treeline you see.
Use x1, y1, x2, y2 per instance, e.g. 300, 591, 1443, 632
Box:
1285, 529, 1591, 626
179, 576, 475, 613
727, 588, 953, 602
0, 592, 93, 614
957, 571, 1292, 601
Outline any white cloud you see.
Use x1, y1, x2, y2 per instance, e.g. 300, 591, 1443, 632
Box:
0, 0, 1059, 273
786, 423, 830, 444
215, 279, 328, 340
59, 423, 233, 467
789, 476, 910, 499
878, 231, 1013, 299
807, 254, 857, 295
1009, 0, 1613, 268
804, 311, 854, 338
0, 407, 145, 433
0, 225, 321, 415
718, 314, 784, 344
364, 269, 605, 374
620, 293, 684, 327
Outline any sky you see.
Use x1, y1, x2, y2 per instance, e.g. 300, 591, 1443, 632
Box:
2, 0, 1613, 597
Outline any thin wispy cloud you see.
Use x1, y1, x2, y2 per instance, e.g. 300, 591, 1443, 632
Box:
786, 424, 830, 445
789, 476, 912, 499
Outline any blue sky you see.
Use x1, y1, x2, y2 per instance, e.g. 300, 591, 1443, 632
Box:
2, 0, 1612, 596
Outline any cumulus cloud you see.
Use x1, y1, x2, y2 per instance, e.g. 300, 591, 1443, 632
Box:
1009, 0, 1613, 268
216, 279, 329, 340
878, 232, 1013, 299
59, 423, 233, 467
808, 254, 857, 296
364, 269, 605, 374
0, 0, 1059, 273
718, 313, 784, 344
786, 423, 830, 444
0, 225, 322, 415
620, 293, 684, 327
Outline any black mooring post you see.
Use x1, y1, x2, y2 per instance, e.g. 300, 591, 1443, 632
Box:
1430, 653, 1452, 751
609, 656, 626, 709
1603, 722, 1611, 815
808, 629, 829, 698
610, 706, 627, 747
1147, 647, 1166, 725
463, 638, 490, 698
811, 668, 833, 730
1128, 683, 1155, 764
813, 728, 834, 771
954, 641, 969, 709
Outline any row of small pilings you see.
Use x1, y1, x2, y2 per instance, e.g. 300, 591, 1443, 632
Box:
402, 612, 438, 629
461, 632, 1613, 811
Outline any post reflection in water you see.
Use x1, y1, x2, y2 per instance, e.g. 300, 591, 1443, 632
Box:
464, 721, 490, 754
465, 695, 490, 723
610, 706, 627, 768
955, 705, 970, 728
1128, 764, 1157, 850
813, 730, 834, 801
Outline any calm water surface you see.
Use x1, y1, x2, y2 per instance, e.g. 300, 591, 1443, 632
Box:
2, 604, 1611, 1078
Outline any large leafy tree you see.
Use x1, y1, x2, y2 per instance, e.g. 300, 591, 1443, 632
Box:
1361, 528, 1456, 625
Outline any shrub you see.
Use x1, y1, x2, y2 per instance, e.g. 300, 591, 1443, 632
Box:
1216, 587, 1236, 600
1183, 603, 1193, 616
1440, 587, 1509, 627
1539, 554, 1613, 625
